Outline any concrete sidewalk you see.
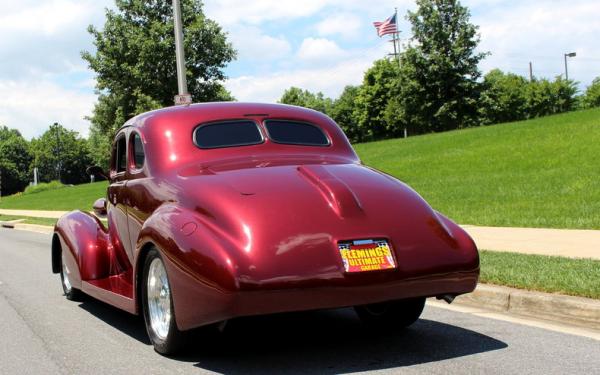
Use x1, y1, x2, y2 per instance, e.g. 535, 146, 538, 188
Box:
0, 209, 68, 219
1, 208, 598, 260
461, 225, 600, 260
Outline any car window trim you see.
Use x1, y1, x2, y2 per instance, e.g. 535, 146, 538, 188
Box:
114, 133, 128, 174
129, 131, 145, 174
263, 119, 331, 147
192, 119, 265, 150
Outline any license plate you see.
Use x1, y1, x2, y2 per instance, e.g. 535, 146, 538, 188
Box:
338, 239, 396, 273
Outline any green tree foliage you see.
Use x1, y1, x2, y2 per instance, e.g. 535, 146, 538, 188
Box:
581, 77, 600, 109
354, 58, 402, 140
525, 77, 578, 118
331, 85, 362, 142
399, 0, 488, 133
279, 87, 334, 115
30, 124, 92, 185
0, 127, 33, 196
479, 69, 529, 125
82, 0, 236, 164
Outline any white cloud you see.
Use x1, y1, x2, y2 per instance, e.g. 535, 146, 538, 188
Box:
315, 13, 363, 38
0, 0, 91, 36
226, 43, 388, 102
227, 26, 291, 61
297, 38, 347, 62
470, 0, 600, 85
204, 0, 408, 26
0, 80, 95, 139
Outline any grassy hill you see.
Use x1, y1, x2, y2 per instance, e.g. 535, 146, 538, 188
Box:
1, 108, 598, 229
0, 181, 108, 212
355, 108, 600, 229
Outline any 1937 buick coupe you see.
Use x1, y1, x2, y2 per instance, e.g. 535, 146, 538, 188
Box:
51, 102, 479, 355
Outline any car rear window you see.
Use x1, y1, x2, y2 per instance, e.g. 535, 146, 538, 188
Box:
194, 120, 263, 149
264, 120, 329, 146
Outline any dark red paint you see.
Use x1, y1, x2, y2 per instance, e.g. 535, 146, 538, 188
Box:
52, 102, 479, 330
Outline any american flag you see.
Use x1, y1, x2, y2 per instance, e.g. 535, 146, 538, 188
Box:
373, 13, 397, 37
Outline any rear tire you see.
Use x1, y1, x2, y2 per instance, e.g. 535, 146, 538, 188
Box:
141, 248, 187, 355
60, 249, 83, 301
354, 297, 426, 329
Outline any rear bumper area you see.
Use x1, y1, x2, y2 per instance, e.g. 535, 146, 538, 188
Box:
175, 269, 479, 331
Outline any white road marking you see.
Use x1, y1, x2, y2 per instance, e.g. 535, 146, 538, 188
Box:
427, 300, 600, 341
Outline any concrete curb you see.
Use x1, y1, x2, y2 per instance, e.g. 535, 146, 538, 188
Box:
0, 219, 25, 228
454, 284, 600, 330
13, 223, 54, 234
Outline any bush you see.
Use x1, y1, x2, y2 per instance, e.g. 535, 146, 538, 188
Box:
479, 69, 529, 125
581, 77, 600, 109
23, 181, 65, 195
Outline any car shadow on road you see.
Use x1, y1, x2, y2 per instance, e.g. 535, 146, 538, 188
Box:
78, 298, 507, 373
77, 298, 151, 345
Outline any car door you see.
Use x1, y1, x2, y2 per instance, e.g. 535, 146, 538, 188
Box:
124, 130, 152, 258
107, 132, 133, 269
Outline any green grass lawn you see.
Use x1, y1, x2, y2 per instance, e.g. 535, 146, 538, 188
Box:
355, 108, 600, 229
480, 250, 600, 299
0, 214, 58, 227
0, 181, 108, 211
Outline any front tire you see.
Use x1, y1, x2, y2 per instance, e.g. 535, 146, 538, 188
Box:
60, 249, 83, 301
141, 248, 186, 355
354, 297, 426, 329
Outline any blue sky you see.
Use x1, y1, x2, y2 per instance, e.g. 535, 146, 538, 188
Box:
1, 0, 599, 139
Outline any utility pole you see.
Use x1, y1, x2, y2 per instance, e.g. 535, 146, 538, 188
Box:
54, 123, 62, 183
173, 0, 192, 105
529, 62, 533, 82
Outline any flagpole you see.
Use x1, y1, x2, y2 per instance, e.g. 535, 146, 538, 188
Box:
392, 8, 406, 138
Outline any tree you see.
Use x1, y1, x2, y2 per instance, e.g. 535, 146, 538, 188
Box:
30, 124, 92, 185
354, 58, 403, 140
0, 126, 32, 196
581, 77, 600, 109
399, 0, 488, 133
479, 69, 529, 125
331, 85, 362, 142
82, 0, 236, 163
279, 87, 334, 115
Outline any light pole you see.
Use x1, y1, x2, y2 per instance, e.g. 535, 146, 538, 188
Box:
172, 0, 192, 105
564, 52, 576, 80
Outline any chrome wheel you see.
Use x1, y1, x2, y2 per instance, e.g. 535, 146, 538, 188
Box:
61, 252, 72, 292
147, 258, 172, 341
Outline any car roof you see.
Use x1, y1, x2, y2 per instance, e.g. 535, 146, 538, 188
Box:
120, 102, 331, 131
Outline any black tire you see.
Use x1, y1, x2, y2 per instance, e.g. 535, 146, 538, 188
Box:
354, 297, 426, 329
60, 249, 84, 301
141, 248, 187, 355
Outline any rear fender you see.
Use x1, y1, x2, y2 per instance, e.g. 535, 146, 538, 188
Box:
136, 204, 239, 329
53, 211, 112, 285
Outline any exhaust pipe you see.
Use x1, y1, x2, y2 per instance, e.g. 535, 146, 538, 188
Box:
436, 294, 455, 304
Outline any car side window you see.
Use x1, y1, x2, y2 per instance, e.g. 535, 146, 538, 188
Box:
116, 135, 127, 173
131, 132, 145, 170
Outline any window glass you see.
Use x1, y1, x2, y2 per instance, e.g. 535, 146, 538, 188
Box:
116, 135, 127, 173
265, 120, 329, 146
194, 120, 263, 149
132, 133, 145, 169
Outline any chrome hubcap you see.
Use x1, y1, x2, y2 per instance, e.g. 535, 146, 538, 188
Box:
147, 258, 171, 340
61, 253, 72, 292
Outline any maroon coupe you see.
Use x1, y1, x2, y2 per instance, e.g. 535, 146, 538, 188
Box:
51, 102, 479, 355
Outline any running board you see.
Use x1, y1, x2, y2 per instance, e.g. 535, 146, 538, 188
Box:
82, 273, 136, 314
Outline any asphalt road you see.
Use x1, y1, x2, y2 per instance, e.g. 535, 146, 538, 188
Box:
1, 228, 599, 375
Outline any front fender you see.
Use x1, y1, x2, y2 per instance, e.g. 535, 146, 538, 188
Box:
53, 211, 110, 287
137, 204, 240, 329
